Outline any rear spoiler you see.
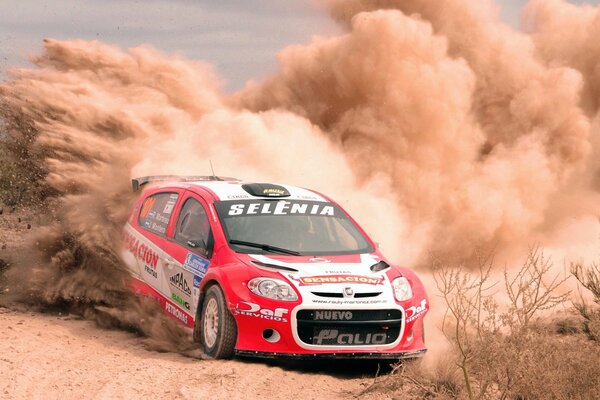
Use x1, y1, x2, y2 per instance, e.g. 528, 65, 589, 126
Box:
131, 175, 239, 192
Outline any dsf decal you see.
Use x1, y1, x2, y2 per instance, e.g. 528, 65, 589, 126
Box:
234, 301, 288, 322
296, 275, 384, 286
406, 299, 427, 323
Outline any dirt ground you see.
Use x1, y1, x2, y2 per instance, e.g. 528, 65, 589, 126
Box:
0, 205, 395, 400
0, 306, 394, 400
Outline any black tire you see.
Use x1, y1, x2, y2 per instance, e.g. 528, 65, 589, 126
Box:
198, 285, 237, 359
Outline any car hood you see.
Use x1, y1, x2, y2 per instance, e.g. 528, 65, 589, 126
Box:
239, 253, 399, 309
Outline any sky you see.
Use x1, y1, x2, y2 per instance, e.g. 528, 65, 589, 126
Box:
0, 0, 598, 91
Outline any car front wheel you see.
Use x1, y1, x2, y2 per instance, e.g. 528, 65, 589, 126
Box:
199, 285, 237, 359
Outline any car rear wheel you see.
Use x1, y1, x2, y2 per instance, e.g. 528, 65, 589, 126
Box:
199, 285, 237, 359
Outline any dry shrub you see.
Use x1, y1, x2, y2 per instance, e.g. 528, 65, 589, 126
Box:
571, 263, 600, 341
433, 249, 503, 399
400, 355, 463, 399
506, 333, 600, 400
358, 356, 461, 399
416, 247, 600, 400
550, 313, 581, 335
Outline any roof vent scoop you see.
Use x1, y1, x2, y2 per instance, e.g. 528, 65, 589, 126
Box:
242, 183, 291, 198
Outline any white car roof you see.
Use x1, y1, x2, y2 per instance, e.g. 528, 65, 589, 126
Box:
135, 176, 328, 202
188, 180, 328, 202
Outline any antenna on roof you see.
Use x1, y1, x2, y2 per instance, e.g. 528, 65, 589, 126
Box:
209, 160, 217, 180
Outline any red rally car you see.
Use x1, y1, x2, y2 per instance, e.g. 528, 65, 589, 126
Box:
122, 176, 428, 359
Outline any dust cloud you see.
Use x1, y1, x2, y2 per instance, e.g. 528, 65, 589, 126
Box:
239, 0, 598, 264
0, 39, 222, 354
0, 0, 599, 354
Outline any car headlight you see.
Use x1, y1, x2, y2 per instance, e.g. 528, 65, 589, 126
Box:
392, 276, 413, 301
248, 277, 298, 301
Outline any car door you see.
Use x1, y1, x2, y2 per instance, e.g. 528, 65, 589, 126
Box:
164, 192, 214, 321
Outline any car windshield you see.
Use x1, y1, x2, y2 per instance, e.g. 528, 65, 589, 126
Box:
214, 199, 374, 256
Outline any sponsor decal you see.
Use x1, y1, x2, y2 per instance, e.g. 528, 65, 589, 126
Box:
313, 329, 387, 345
227, 201, 335, 217
139, 193, 178, 235
296, 195, 320, 201
262, 188, 286, 196
297, 275, 384, 285
234, 301, 289, 322
153, 213, 169, 225
311, 298, 388, 305
150, 223, 166, 234
169, 272, 192, 296
192, 275, 202, 305
193, 275, 202, 288
163, 194, 179, 214
406, 299, 427, 323
165, 302, 188, 324
163, 202, 175, 214
182, 253, 209, 277
140, 197, 155, 218
144, 265, 157, 278
123, 231, 159, 270
171, 292, 191, 310
314, 310, 353, 321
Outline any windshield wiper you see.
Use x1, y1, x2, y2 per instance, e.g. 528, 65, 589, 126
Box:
229, 239, 300, 256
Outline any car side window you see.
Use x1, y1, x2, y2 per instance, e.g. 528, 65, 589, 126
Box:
174, 197, 213, 256
138, 192, 179, 236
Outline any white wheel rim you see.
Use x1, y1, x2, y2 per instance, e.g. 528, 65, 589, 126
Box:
203, 297, 219, 348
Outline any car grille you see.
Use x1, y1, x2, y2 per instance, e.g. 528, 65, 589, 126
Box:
296, 309, 402, 346
310, 291, 382, 298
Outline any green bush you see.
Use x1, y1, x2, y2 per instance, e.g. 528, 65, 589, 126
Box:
572, 263, 600, 341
